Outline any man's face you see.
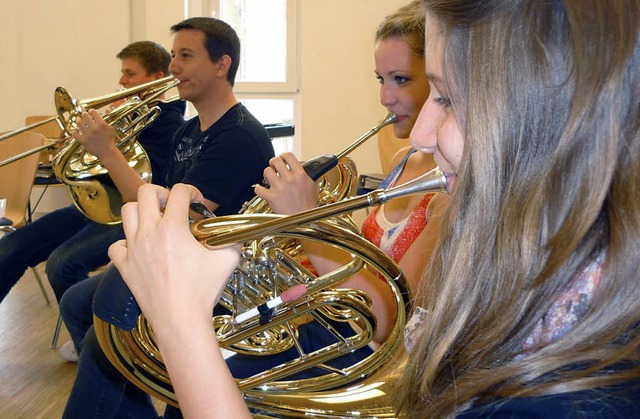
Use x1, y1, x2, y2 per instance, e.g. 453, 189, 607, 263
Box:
169, 29, 221, 104
119, 57, 159, 89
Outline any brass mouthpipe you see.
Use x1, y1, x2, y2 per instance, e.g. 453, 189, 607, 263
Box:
240, 112, 398, 213
55, 76, 180, 128
301, 112, 398, 181
335, 112, 398, 159
0, 76, 180, 168
193, 166, 447, 247
69, 76, 178, 113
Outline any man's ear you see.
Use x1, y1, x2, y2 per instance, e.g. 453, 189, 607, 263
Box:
152, 71, 166, 80
215, 55, 232, 79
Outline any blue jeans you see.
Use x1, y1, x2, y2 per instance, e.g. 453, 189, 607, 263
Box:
0, 205, 124, 303
62, 266, 373, 418
62, 270, 158, 418
63, 325, 159, 419
60, 272, 104, 351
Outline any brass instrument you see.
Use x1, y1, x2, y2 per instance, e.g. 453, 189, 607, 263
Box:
0, 76, 179, 224
238, 112, 398, 260
240, 112, 398, 215
94, 166, 446, 417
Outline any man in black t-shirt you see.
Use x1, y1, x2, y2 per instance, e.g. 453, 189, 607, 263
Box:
60, 17, 274, 418
0, 41, 185, 307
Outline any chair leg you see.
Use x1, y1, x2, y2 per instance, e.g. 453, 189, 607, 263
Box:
29, 265, 63, 350
30, 266, 51, 306
51, 314, 63, 349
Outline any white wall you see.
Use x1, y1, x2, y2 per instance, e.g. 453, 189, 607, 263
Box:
1, 0, 406, 178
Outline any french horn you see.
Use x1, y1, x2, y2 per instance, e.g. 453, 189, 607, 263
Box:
94, 119, 446, 418
240, 112, 398, 215
0, 76, 179, 224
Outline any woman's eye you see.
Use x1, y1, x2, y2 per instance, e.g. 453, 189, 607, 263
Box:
394, 76, 409, 85
375, 75, 384, 85
435, 96, 452, 108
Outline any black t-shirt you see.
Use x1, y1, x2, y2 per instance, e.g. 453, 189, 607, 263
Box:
136, 100, 186, 187
165, 103, 274, 215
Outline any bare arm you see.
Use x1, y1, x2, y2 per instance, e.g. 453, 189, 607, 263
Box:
109, 183, 250, 418
296, 193, 448, 342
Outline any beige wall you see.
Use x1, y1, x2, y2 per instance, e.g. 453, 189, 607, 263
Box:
0, 1, 131, 131
298, 0, 404, 175
1, 0, 407, 178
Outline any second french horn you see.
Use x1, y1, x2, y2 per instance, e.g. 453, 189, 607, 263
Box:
0, 76, 180, 224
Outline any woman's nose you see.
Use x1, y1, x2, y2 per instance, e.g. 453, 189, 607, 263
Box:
409, 103, 438, 152
379, 84, 396, 107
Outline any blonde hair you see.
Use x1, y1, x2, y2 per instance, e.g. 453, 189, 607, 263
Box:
396, 0, 640, 416
375, 0, 426, 58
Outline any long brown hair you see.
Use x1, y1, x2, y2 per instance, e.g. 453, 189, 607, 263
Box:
396, 0, 640, 416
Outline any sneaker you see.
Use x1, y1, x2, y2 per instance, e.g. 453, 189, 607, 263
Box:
59, 340, 79, 362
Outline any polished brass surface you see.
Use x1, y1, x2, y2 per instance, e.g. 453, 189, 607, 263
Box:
239, 112, 398, 215
334, 112, 398, 160
194, 167, 446, 248
95, 220, 408, 416
94, 167, 447, 417
0, 76, 179, 224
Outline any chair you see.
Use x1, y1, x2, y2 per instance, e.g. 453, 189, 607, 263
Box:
24, 115, 63, 167
0, 131, 51, 305
23, 117, 67, 347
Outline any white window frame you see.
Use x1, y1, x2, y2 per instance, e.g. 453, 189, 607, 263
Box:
185, 0, 298, 93
184, 0, 300, 155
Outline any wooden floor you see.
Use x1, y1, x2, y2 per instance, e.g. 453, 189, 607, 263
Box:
0, 263, 166, 418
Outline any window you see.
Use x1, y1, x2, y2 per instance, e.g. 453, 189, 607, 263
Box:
217, 0, 295, 92
239, 98, 294, 156
186, 0, 298, 155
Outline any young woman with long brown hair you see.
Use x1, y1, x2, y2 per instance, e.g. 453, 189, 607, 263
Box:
109, 1, 640, 417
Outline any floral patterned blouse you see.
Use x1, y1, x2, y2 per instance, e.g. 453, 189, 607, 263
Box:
404, 252, 604, 354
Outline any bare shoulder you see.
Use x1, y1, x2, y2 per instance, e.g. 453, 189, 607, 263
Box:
398, 151, 437, 180
426, 192, 450, 217
389, 145, 414, 168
